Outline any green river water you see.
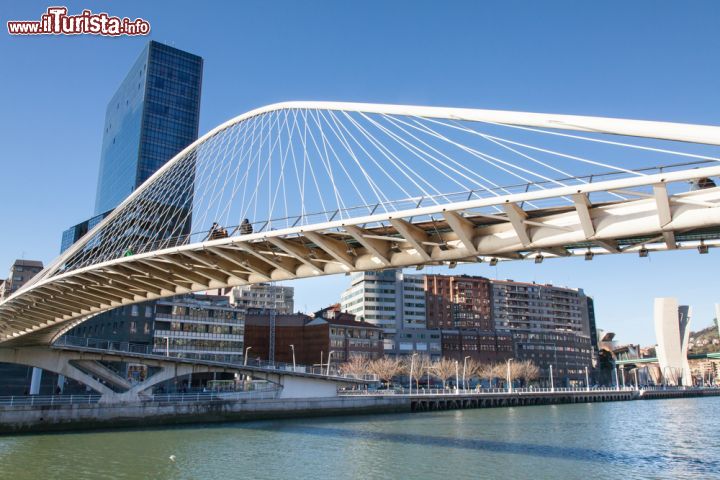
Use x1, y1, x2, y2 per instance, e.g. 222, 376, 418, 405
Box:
0, 396, 718, 479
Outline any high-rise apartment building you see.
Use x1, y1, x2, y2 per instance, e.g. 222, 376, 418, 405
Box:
491, 280, 591, 336
341, 270, 426, 330
491, 279, 594, 385
0, 260, 44, 300
229, 284, 295, 314
0, 259, 46, 395
424, 274, 512, 363
66, 294, 245, 358
340, 270, 441, 358
65, 293, 245, 390
153, 295, 245, 362
340, 270, 595, 382
424, 274, 493, 330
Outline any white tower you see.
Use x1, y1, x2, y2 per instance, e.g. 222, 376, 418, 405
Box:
654, 298, 692, 386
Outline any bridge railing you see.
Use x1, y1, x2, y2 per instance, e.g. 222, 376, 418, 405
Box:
0, 388, 281, 408
52, 136, 720, 275
177, 158, 720, 247
0, 395, 101, 407
639, 385, 719, 391
53, 335, 378, 381
146, 388, 280, 403
340, 386, 646, 396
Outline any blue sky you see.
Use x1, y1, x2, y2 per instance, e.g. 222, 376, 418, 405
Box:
1, 1, 719, 345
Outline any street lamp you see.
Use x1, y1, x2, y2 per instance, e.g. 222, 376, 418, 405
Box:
327, 351, 335, 376
290, 344, 296, 372
243, 346, 252, 366
585, 366, 590, 392
409, 353, 418, 395
463, 356, 471, 392
455, 360, 460, 394
506, 358, 513, 393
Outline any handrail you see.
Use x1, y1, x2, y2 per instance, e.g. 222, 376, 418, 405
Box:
0, 388, 281, 407
339, 385, 718, 396
52, 335, 378, 382
53, 158, 720, 272
0, 395, 101, 407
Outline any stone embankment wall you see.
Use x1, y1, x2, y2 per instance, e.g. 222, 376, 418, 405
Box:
2, 389, 719, 434
0, 396, 409, 434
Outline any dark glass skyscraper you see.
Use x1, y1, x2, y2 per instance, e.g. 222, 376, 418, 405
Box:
94, 41, 203, 215
60, 41, 203, 253
60, 211, 111, 253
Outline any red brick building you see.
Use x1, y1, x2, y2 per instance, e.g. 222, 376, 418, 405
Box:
424, 275, 493, 330
244, 311, 310, 364
244, 307, 383, 366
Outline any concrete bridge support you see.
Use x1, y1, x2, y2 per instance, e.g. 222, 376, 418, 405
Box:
0, 346, 365, 403
0, 347, 119, 399
29, 367, 43, 395
278, 375, 340, 399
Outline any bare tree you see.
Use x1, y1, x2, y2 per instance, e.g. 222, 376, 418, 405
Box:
491, 362, 505, 387
431, 358, 457, 389
340, 355, 369, 379
477, 363, 496, 388
403, 354, 432, 389
464, 358, 482, 388
368, 357, 403, 387
518, 360, 540, 387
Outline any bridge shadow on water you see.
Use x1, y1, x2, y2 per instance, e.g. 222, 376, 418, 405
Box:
234, 417, 717, 474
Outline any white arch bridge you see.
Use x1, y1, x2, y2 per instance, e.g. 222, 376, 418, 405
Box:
2, 102, 720, 347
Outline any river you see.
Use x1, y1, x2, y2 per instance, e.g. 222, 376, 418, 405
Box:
1, 397, 718, 479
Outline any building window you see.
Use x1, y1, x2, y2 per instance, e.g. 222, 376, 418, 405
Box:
131, 305, 139, 317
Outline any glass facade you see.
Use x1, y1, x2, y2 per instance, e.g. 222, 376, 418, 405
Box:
60, 210, 111, 253
57, 42, 204, 351
94, 41, 203, 215
61, 41, 202, 254
60, 223, 86, 254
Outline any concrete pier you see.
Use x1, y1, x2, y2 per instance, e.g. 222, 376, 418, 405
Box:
409, 390, 635, 412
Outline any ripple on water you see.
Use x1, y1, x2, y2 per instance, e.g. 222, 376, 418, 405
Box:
0, 397, 718, 480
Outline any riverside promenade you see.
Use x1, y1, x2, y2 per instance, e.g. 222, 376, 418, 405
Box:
2, 386, 719, 434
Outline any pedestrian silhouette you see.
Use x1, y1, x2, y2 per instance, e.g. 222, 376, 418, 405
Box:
240, 218, 253, 235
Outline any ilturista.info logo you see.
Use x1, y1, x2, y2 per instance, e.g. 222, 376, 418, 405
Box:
7, 6, 150, 36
